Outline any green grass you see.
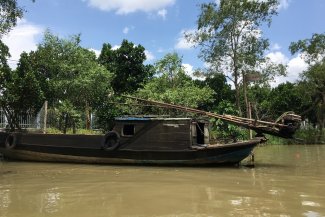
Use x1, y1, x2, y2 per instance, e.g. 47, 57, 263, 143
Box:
265, 128, 325, 145
45, 128, 103, 135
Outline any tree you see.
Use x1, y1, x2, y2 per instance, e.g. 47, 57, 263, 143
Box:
136, 53, 214, 111
0, 50, 44, 130
98, 39, 154, 94
210, 101, 244, 141
268, 82, 305, 118
246, 84, 272, 120
298, 63, 325, 129
0, 41, 10, 85
198, 73, 235, 110
0, 0, 27, 37
187, 0, 284, 116
290, 33, 325, 64
24, 31, 112, 132
290, 33, 325, 131
0, 0, 34, 61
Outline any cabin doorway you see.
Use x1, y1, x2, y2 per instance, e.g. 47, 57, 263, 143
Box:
196, 123, 205, 144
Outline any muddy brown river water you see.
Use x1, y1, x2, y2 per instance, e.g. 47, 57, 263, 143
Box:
0, 145, 324, 217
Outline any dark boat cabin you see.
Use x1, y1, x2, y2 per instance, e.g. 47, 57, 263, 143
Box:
113, 117, 209, 150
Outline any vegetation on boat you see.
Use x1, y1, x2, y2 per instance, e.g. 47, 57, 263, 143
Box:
0, 0, 324, 143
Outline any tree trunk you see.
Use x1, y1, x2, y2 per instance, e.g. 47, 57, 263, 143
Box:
85, 101, 90, 130
2, 106, 21, 131
243, 73, 249, 118
63, 113, 67, 134
234, 68, 242, 116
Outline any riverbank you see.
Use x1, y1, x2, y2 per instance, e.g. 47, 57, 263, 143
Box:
265, 128, 325, 145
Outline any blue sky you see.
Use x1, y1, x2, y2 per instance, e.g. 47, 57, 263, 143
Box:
3, 0, 325, 85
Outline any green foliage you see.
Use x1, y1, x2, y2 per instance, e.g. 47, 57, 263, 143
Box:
0, 40, 11, 90
247, 84, 272, 120
34, 31, 112, 107
290, 33, 325, 64
210, 101, 245, 141
299, 62, 325, 128
94, 96, 130, 131
0, 0, 25, 36
187, 0, 283, 113
247, 83, 307, 121
195, 73, 235, 110
98, 39, 154, 94
136, 53, 214, 113
46, 127, 102, 135
268, 82, 305, 118
0, 45, 44, 130
290, 33, 325, 129
16, 31, 113, 132
266, 128, 325, 145
56, 100, 81, 134
95, 40, 153, 130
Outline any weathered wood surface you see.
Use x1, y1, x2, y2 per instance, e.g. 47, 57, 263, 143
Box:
115, 119, 192, 150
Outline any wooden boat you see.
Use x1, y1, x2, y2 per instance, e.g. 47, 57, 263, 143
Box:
0, 117, 265, 166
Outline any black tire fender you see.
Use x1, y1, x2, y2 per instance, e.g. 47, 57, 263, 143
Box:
102, 131, 120, 151
5, 133, 17, 149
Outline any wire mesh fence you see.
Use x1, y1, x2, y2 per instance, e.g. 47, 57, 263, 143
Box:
0, 102, 47, 130
0, 102, 99, 131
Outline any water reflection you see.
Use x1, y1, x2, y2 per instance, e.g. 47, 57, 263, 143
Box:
0, 145, 324, 217
0, 189, 11, 209
41, 187, 62, 214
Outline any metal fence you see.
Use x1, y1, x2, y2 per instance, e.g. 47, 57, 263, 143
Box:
0, 102, 99, 131
0, 102, 47, 130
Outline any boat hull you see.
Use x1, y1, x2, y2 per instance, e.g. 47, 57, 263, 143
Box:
0, 133, 260, 166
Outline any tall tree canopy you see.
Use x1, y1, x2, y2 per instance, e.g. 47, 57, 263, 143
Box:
290, 33, 325, 64
0, 0, 27, 37
137, 53, 214, 109
23, 31, 112, 131
2, 52, 44, 130
290, 33, 325, 130
194, 72, 235, 111
98, 40, 153, 94
187, 0, 284, 115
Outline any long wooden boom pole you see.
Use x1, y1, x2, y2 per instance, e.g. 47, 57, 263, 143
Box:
122, 95, 303, 138
122, 95, 286, 128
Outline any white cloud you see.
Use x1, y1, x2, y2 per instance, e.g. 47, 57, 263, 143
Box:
157, 48, 165, 53
278, 0, 290, 10
89, 48, 101, 57
122, 26, 134, 34
182, 63, 193, 75
270, 43, 281, 51
175, 29, 196, 50
2, 19, 43, 69
182, 63, 204, 80
255, 0, 290, 10
266, 51, 288, 65
144, 50, 155, 61
123, 27, 129, 34
268, 52, 308, 87
112, 45, 120, 50
157, 9, 167, 20
286, 55, 308, 82
86, 0, 175, 14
